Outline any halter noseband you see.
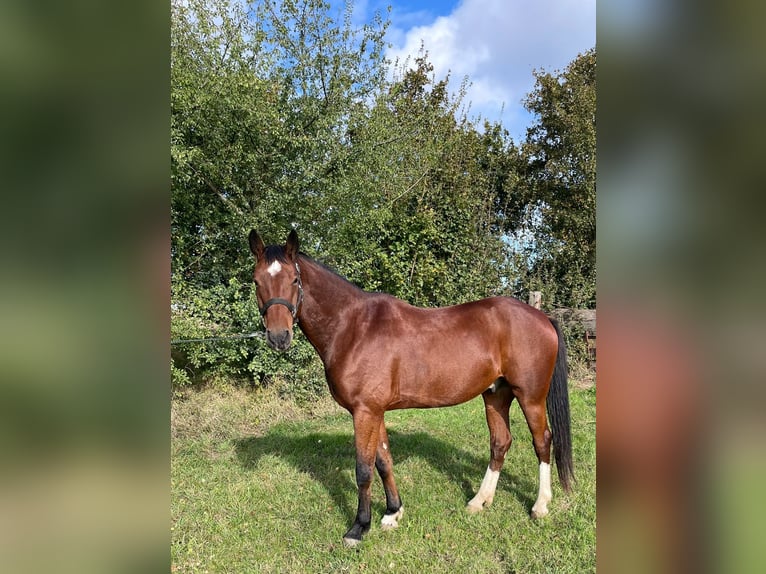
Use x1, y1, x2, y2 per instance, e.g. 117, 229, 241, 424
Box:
258, 261, 304, 324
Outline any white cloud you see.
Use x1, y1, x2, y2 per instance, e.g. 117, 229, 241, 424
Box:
385, 0, 596, 140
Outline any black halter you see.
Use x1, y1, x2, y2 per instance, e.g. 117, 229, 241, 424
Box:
258, 261, 304, 323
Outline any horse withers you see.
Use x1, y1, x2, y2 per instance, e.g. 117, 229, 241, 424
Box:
249, 229, 573, 547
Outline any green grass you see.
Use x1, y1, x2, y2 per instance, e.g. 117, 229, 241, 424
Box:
172, 381, 595, 573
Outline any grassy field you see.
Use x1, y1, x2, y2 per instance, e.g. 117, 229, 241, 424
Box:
171, 377, 595, 573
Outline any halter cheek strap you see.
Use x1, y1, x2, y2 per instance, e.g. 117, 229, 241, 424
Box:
258, 261, 304, 324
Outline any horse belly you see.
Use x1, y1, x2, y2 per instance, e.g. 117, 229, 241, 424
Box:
391, 344, 499, 409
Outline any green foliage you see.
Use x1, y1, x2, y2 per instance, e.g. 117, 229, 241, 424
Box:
171, 278, 324, 397
316, 55, 513, 306
171, 278, 257, 385
171, 0, 596, 390
513, 49, 597, 308
172, 0, 390, 288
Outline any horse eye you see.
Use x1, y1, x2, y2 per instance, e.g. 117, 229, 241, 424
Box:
292, 278, 298, 285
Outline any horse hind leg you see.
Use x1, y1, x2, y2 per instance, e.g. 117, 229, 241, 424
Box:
376, 421, 404, 530
467, 383, 513, 513
517, 396, 553, 519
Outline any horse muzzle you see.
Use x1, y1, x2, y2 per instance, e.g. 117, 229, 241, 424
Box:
266, 328, 292, 351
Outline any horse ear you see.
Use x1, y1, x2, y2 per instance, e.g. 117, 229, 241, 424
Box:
285, 229, 299, 260
249, 230, 265, 259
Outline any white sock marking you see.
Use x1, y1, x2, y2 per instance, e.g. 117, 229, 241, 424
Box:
467, 466, 500, 512
266, 260, 282, 276
531, 462, 552, 518
381, 506, 404, 530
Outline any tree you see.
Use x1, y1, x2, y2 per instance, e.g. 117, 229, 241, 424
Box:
515, 48, 596, 308
171, 0, 389, 288
322, 55, 513, 306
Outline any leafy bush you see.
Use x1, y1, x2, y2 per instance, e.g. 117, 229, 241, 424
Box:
171, 278, 325, 399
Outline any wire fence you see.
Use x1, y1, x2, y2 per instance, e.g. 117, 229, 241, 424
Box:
170, 331, 264, 345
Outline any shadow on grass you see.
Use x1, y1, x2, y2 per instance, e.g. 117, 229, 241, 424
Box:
233, 423, 536, 524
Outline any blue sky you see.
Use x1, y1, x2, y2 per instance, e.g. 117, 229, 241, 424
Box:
353, 0, 596, 142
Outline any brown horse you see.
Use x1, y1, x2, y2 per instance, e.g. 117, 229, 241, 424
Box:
249, 229, 573, 547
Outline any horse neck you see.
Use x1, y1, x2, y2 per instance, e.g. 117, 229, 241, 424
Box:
297, 256, 364, 359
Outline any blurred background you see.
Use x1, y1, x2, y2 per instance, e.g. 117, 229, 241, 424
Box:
0, 1, 764, 573
0, 1, 168, 573
598, 1, 766, 572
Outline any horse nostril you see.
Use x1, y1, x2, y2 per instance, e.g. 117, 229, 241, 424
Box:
266, 329, 292, 351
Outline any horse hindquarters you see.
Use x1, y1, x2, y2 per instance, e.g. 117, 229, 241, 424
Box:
519, 318, 573, 517
467, 315, 572, 518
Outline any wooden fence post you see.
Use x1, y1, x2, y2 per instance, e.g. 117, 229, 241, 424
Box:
528, 291, 542, 309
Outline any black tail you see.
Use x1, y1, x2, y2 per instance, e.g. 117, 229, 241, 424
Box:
547, 319, 574, 492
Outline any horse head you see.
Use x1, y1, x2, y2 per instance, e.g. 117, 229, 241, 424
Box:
249, 229, 303, 351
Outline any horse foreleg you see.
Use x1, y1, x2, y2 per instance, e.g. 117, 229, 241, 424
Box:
343, 409, 382, 547
467, 386, 513, 513
376, 420, 404, 530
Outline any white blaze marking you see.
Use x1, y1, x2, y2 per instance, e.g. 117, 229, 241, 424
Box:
266, 260, 282, 276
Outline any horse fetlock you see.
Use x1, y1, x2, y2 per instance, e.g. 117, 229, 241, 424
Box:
467, 467, 500, 514
530, 461, 552, 519
342, 521, 369, 547
381, 506, 404, 530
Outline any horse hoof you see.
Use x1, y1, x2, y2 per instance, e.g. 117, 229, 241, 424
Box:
381, 506, 404, 530
466, 502, 484, 514
342, 536, 361, 548
530, 507, 549, 519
